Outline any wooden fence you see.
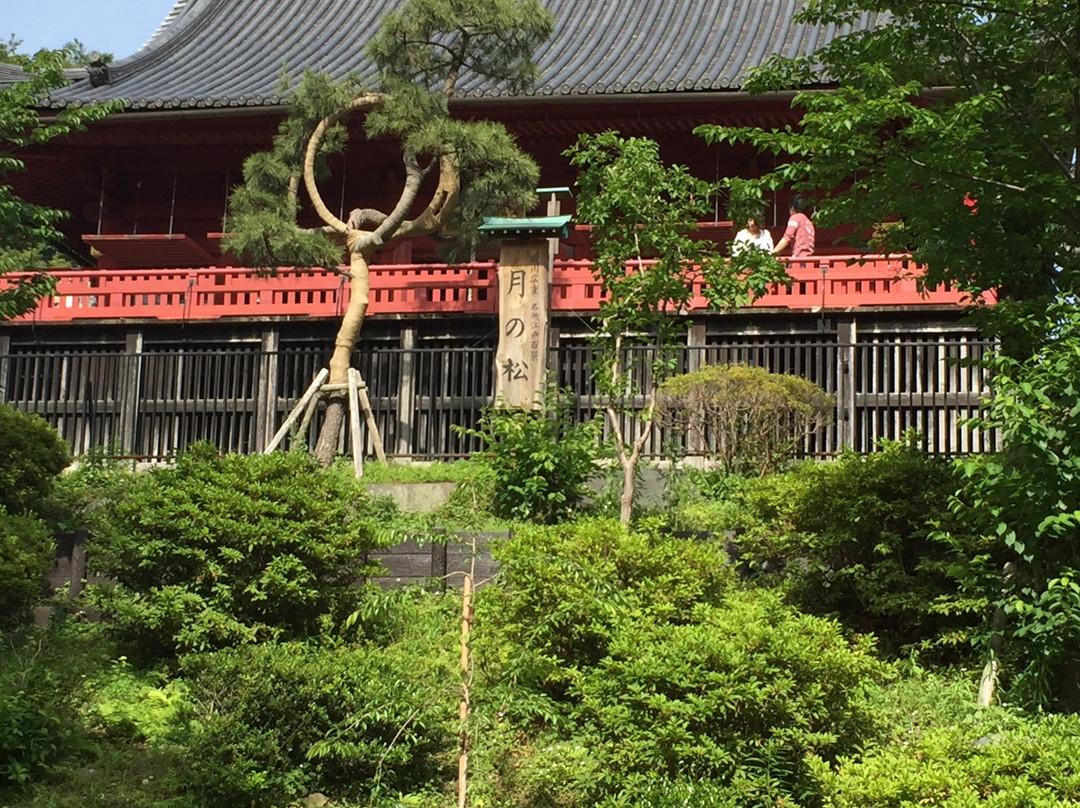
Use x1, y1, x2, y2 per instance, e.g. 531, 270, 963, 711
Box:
0, 331, 997, 459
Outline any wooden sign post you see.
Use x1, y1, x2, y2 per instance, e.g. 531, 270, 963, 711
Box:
480, 211, 572, 410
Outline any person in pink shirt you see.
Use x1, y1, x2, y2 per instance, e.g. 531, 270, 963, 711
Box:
771, 195, 815, 257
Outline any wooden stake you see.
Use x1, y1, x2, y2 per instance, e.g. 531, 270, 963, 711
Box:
347, 368, 364, 478
264, 368, 329, 453
297, 391, 321, 445
354, 369, 387, 462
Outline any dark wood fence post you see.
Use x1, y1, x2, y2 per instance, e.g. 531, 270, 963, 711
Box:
430, 537, 448, 592
119, 331, 143, 455
397, 326, 417, 456
255, 328, 279, 451
837, 317, 857, 450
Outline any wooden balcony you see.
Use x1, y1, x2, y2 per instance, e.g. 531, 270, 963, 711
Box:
3, 256, 990, 324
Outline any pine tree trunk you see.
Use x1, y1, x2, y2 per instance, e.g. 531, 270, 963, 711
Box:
313, 249, 370, 467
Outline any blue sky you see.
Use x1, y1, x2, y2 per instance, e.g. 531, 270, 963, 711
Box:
3, 0, 178, 61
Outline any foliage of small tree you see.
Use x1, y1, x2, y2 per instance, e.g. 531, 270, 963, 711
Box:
224, 0, 552, 465
657, 364, 833, 476
90, 445, 382, 659
565, 132, 787, 523
0, 36, 112, 68
949, 302, 1080, 709
457, 385, 600, 523
1, 47, 120, 319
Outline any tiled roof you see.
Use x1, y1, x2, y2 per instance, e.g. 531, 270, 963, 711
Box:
17, 0, 881, 110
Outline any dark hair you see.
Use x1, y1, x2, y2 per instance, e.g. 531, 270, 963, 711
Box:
789, 195, 812, 214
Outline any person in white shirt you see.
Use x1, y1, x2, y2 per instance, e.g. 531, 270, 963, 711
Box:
733, 215, 774, 254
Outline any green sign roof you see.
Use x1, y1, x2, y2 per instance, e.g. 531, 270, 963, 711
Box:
478, 215, 572, 238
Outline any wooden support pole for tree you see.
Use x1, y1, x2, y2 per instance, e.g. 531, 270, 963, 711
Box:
354, 370, 387, 463
297, 391, 322, 446
263, 366, 385, 467
264, 368, 329, 453
347, 368, 364, 478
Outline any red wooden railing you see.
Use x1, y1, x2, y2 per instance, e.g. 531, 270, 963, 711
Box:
4, 256, 990, 324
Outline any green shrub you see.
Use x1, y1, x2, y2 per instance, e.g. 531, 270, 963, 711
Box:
458, 387, 600, 524
733, 441, 996, 656
472, 521, 886, 808
0, 624, 105, 787
477, 520, 735, 704
573, 592, 885, 804
815, 713, 1080, 807
0, 508, 54, 629
657, 364, 833, 476
90, 445, 383, 659
178, 629, 457, 808
0, 404, 70, 516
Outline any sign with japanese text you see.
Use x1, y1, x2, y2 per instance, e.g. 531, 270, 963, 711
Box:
495, 240, 549, 408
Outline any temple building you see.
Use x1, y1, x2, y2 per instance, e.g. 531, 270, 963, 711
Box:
0, 0, 993, 459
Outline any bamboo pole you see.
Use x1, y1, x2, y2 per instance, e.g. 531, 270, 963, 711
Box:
457, 547, 475, 808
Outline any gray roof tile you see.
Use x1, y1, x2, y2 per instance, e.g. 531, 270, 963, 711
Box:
24, 0, 881, 109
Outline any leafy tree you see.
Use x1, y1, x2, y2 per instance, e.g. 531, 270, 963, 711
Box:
224, 0, 552, 465
696, 0, 1080, 333
1, 46, 119, 319
951, 302, 1080, 709
0, 36, 112, 68
565, 132, 786, 523
693, 0, 1080, 708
